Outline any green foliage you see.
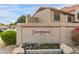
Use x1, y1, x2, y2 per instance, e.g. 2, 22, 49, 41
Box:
16, 15, 26, 24
1, 30, 16, 45
0, 32, 3, 35
22, 43, 60, 49
39, 44, 60, 49
0, 23, 5, 26
72, 30, 79, 45
9, 23, 16, 26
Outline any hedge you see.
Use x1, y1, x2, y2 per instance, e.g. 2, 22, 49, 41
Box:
72, 26, 79, 45
1, 30, 16, 45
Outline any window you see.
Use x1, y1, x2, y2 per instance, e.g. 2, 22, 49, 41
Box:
77, 13, 79, 19
54, 11, 60, 21
68, 15, 72, 22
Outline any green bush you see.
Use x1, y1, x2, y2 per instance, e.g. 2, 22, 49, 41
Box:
72, 30, 79, 45
1, 30, 16, 45
39, 44, 60, 49
0, 32, 2, 35
22, 43, 60, 49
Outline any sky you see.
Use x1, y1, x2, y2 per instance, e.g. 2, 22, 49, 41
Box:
0, 4, 72, 24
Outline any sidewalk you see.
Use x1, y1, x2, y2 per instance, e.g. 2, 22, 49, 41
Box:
0, 37, 16, 54
72, 46, 79, 54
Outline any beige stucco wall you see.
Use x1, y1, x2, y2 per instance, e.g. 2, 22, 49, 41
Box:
16, 23, 79, 46
26, 9, 74, 24
74, 9, 79, 22
50, 10, 72, 23
33, 9, 51, 23
60, 13, 68, 23
26, 16, 39, 23
16, 26, 22, 45
22, 27, 60, 44
50, 11, 68, 23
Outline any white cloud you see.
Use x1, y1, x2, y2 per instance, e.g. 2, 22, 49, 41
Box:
0, 9, 20, 23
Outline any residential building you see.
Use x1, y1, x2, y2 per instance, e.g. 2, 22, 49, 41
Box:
26, 7, 75, 23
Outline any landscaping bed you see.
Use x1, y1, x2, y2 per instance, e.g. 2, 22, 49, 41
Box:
21, 43, 62, 54
22, 43, 60, 50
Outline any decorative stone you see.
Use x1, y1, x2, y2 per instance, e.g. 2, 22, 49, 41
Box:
60, 43, 74, 54
12, 45, 25, 54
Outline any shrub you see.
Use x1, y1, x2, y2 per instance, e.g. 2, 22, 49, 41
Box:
39, 43, 60, 49
0, 32, 2, 35
72, 27, 79, 45
1, 30, 16, 45
22, 43, 60, 50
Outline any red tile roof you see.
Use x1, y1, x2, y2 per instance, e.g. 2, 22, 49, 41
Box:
62, 4, 79, 12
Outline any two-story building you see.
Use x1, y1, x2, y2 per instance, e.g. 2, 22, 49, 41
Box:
26, 7, 75, 23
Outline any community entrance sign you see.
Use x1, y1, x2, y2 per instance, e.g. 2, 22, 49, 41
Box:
16, 23, 61, 45
16, 23, 76, 46
22, 27, 60, 44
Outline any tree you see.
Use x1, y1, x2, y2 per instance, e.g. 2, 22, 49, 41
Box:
9, 22, 17, 26
0, 23, 5, 26
16, 15, 26, 24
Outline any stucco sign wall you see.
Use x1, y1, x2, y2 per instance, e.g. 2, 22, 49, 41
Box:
16, 24, 61, 45
22, 27, 60, 44
16, 23, 79, 46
